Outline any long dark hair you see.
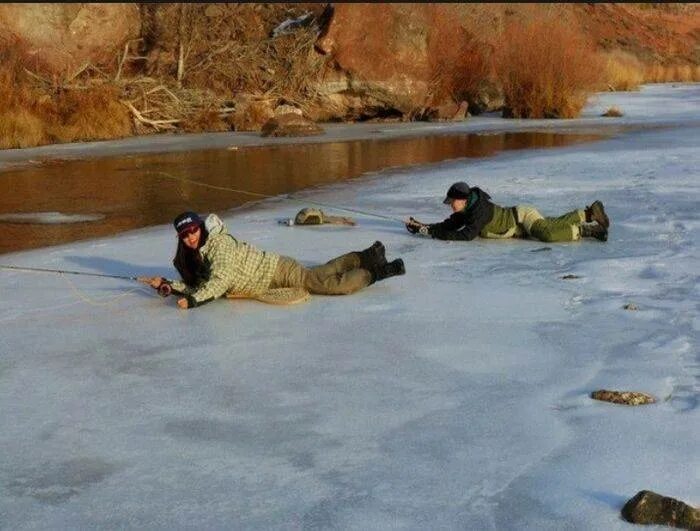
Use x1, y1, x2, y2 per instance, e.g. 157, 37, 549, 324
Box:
173, 227, 209, 287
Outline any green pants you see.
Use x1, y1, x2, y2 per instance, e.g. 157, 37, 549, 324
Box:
516, 205, 585, 242
269, 253, 372, 295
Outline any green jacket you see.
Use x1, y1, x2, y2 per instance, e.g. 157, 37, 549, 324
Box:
480, 203, 518, 239
170, 214, 280, 306
428, 188, 517, 240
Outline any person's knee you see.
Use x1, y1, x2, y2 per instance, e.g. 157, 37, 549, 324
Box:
529, 222, 555, 242
536, 231, 556, 242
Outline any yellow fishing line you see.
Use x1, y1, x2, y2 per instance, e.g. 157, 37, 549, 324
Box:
62, 273, 154, 306
148, 170, 405, 223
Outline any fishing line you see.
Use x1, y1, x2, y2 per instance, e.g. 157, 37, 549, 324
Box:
147, 170, 406, 223
0, 264, 150, 308
62, 273, 149, 307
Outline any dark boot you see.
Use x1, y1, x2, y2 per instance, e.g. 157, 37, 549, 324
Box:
358, 241, 387, 270
585, 200, 609, 229
580, 223, 608, 242
369, 258, 405, 284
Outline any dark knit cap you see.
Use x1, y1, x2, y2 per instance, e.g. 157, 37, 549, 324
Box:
443, 182, 471, 204
173, 211, 203, 236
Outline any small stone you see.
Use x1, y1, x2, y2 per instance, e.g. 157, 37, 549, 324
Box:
274, 104, 303, 117
621, 490, 700, 529
623, 303, 639, 311
591, 389, 656, 406
261, 113, 324, 137
602, 106, 624, 117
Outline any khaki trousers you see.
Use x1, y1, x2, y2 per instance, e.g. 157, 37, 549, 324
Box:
515, 205, 586, 242
269, 253, 372, 295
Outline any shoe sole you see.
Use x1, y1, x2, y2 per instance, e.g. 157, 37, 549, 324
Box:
372, 241, 387, 264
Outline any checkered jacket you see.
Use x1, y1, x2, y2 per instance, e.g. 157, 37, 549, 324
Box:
170, 214, 280, 305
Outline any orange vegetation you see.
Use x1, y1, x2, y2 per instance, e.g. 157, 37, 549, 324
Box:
495, 18, 603, 119
0, 3, 698, 149
0, 39, 132, 148
425, 4, 493, 106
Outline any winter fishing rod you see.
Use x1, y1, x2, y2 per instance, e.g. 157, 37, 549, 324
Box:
0, 264, 140, 281
148, 171, 406, 224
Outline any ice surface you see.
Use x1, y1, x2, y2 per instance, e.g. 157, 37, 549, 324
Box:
0, 85, 698, 530
0, 212, 105, 224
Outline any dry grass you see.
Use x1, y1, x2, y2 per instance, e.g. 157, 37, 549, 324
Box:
0, 109, 48, 149
0, 39, 134, 147
495, 18, 603, 118
181, 109, 229, 133
644, 63, 700, 83
0, 4, 330, 147
142, 3, 328, 109
603, 50, 645, 91
601, 106, 624, 117
52, 85, 133, 142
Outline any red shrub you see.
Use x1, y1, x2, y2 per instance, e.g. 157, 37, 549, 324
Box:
495, 18, 603, 118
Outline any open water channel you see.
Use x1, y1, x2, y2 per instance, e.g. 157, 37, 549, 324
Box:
0, 131, 606, 255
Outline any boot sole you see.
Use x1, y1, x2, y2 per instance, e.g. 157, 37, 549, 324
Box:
591, 201, 610, 229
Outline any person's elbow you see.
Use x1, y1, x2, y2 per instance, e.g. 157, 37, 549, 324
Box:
431, 230, 475, 241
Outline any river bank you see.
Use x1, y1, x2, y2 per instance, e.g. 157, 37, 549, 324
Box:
0, 84, 698, 256
0, 84, 698, 171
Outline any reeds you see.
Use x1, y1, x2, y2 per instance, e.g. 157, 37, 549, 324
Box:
644, 63, 700, 83
603, 50, 645, 91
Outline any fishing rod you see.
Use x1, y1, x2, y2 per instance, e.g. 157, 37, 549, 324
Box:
0, 264, 140, 281
148, 171, 406, 224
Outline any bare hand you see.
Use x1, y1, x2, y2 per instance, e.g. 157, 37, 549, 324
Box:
138, 276, 163, 289
177, 298, 189, 309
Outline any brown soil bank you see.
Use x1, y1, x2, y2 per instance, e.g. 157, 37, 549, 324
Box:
0, 3, 698, 149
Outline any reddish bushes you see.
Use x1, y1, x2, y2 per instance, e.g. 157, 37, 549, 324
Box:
495, 18, 603, 118
329, 5, 411, 82
424, 4, 493, 106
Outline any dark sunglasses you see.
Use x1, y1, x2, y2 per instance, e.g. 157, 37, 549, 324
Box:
179, 226, 200, 238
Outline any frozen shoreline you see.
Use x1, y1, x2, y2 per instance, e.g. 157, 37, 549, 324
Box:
0, 84, 698, 529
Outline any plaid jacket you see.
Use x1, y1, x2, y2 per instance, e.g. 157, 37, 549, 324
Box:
170, 214, 280, 305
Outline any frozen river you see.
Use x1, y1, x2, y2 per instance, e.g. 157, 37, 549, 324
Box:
0, 84, 698, 530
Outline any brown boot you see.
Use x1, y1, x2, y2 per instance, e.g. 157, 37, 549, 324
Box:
585, 200, 610, 229
580, 222, 608, 242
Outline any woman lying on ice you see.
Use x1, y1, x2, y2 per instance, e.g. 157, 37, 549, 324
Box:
405, 181, 610, 243
141, 211, 405, 309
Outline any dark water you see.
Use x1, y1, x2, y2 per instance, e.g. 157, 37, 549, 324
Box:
0, 131, 605, 255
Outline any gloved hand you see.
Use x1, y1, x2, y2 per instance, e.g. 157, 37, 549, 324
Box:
405, 217, 430, 236
405, 217, 424, 234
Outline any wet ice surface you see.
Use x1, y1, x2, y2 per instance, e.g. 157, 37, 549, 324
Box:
0, 212, 105, 224
0, 85, 698, 530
